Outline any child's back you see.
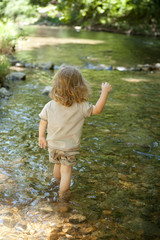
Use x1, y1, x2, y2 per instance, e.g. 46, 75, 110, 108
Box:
39, 99, 92, 151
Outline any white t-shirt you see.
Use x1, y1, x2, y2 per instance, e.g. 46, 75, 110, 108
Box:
39, 100, 93, 151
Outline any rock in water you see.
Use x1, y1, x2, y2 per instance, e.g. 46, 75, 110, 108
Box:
155, 63, 160, 70
0, 87, 12, 98
39, 62, 54, 70
116, 66, 128, 71
69, 214, 86, 224
9, 57, 19, 66
42, 86, 52, 95
6, 72, 26, 81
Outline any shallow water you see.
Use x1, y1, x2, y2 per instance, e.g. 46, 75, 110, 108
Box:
0, 26, 160, 239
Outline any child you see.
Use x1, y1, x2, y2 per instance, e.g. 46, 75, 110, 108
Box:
39, 65, 112, 198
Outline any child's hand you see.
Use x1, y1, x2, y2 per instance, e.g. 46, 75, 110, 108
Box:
39, 137, 47, 149
101, 82, 112, 94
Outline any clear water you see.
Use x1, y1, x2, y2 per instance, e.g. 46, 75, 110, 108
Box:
0, 26, 160, 239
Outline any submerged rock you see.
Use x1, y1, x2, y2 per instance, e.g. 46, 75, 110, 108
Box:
0, 173, 9, 181
40, 205, 54, 212
3, 217, 17, 228
59, 205, 70, 213
69, 214, 86, 224
81, 225, 97, 235
118, 173, 128, 181
102, 210, 112, 215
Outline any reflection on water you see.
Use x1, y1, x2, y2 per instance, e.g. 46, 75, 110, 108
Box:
16, 25, 160, 67
0, 26, 160, 239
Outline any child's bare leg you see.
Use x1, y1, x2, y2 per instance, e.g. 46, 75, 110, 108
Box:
59, 165, 72, 197
53, 164, 61, 183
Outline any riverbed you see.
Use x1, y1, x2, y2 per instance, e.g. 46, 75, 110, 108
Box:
0, 25, 160, 239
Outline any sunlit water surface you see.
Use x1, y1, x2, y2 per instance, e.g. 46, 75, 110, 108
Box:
0, 26, 160, 239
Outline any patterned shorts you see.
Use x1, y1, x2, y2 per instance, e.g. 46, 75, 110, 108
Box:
49, 149, 79, 166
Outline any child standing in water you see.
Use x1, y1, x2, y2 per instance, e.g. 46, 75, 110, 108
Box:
39, 65, 112, 197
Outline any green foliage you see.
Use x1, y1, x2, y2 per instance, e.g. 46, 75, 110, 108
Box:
0, 19, 27, 85
0, 0, 160, 33
29, 0, 52, 7
0, 0, 9, 16
0, 55, 9, 85
56, 0, 160, 31
36, 4, 61, 24
0, 20, 17, 54
1, 0, 37, 21
0, 20, 23, 54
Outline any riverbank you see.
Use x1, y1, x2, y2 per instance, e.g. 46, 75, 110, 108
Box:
33, 19, 160, 37
85, 25, 160, 37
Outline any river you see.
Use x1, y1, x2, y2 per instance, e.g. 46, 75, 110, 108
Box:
0, 25, 160, 239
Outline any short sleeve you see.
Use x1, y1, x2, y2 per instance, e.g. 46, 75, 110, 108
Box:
82, 102, 93, 118
39, 104, 48, 121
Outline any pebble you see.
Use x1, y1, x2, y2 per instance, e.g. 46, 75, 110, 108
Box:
40, 206, 54, 212
119, 180, 132, 188
59, 205, 70, 213
2, 217, 16, 228
118, 173, 128, 181
102, 210, 112, 215
15, 222, 27, 231
81, 225, 97, 234
0, 173, 9, 181
69, 214, 86, 224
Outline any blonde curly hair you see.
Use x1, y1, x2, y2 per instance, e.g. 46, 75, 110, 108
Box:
50, 65, 91, 107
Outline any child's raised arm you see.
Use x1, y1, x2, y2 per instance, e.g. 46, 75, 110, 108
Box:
39, 119, 48, 149
92, 82, 112, 115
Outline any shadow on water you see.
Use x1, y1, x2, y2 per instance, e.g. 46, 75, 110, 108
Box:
0, 26, 160, 239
